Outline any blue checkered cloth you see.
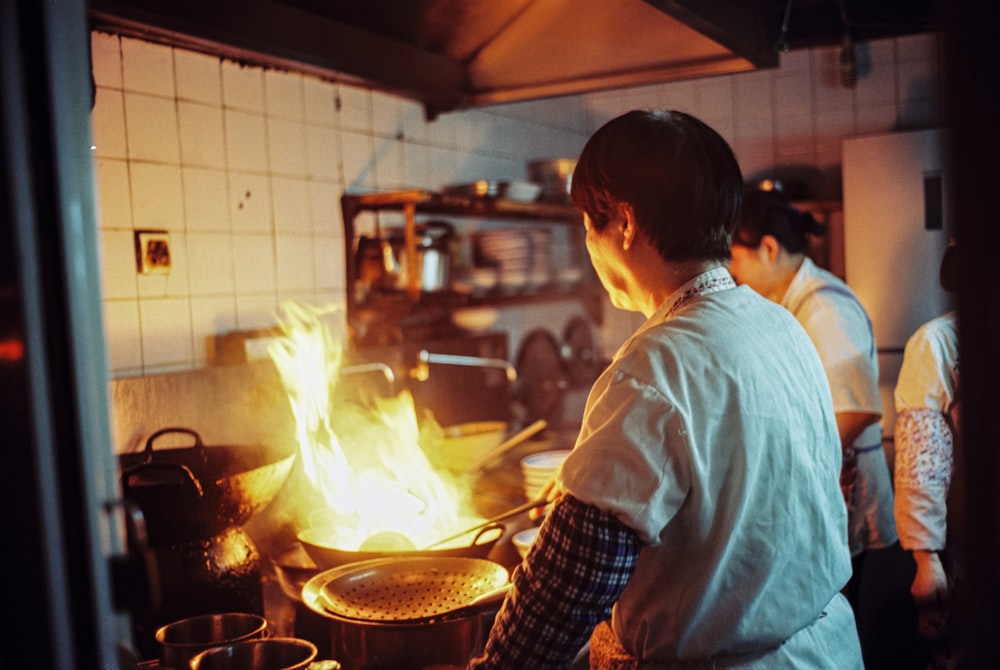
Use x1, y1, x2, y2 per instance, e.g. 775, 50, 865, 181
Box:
468, 494, 643, 669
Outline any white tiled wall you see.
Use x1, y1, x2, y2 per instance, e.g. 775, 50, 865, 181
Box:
90, 30, 943, 377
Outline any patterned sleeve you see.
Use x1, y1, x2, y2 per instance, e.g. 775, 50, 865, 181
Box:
468, 494, 643, 670
893, 408, 953, 551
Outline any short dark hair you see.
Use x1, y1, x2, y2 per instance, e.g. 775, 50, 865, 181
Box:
570, 109, 742, 263
734, 188, 825, 254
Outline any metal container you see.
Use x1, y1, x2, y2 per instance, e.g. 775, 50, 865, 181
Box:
189, 637, 338, 670
301, 557, 509, 670
527, 158, 576, 203
155, 612, 267, 670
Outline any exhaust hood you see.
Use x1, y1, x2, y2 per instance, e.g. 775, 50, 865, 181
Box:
88, 0, 779, 118
87, 0, 942, 118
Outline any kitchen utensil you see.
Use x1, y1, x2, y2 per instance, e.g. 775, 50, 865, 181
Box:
424, 497, 549, 549
305, 556, 510, 624
527, 158, 576, 203
513, 330, 569, 427
443, 180, 541, 202
118, 427, 296, 546
155, 612, 267, 670
389, 220, 455, 292
190, 637, 339, 670
463, 418, 548, 473
429, 420, 507, 472
301, 558, 497, 670
297, 521, 504, 570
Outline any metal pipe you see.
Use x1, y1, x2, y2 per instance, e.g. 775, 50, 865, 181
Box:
411, 350, 517, 382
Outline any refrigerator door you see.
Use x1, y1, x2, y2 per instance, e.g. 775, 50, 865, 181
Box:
842, 128, 954, 436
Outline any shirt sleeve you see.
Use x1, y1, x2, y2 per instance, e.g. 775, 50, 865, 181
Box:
893, 409, 953, 551
468, 494, 643, 670
793, 290, 881, 417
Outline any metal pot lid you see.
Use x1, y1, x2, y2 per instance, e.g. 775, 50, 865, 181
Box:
513, 329, 567, 426
561, 316, 599, 387
302, 556, 509, 624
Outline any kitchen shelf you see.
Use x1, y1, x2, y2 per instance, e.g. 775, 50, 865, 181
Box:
341, 189, 599, 347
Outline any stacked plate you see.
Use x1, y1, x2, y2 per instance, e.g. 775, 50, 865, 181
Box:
472, 228, 552, 293
520, 449, 571, 501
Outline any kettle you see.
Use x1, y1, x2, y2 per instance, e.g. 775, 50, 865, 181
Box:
355, 220, 455, 297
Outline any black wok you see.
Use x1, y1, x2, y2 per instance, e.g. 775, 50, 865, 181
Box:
119, 427, 295, 546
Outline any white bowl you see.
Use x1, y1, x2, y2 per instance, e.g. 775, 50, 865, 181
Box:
512, 527, 539, 559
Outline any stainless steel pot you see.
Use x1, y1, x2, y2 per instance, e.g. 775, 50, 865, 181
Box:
155, 612, 267, 670
355, 220, 455, 295
301, 557, 509, 670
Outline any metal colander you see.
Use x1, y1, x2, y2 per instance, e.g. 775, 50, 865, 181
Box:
303, 556, 510, 623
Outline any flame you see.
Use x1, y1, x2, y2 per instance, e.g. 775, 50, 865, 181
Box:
268, 302, 471, 551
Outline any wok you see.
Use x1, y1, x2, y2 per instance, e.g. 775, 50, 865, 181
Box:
119, 427, 295, 546
297, 522, 504, 570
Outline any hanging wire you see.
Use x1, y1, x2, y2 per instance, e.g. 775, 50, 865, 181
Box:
774, 0, 795, 52
837, 0, 857, 87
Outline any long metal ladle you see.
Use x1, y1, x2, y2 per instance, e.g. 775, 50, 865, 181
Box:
423, 497, 550, 550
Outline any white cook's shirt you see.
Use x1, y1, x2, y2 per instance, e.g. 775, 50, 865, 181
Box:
894, 312, 959, 551
560, 267, 860, 666
782, 257, 897, 556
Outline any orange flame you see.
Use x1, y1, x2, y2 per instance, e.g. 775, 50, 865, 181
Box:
269, 302, 472, 551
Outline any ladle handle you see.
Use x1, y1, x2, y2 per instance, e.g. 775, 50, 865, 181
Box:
424, 497, 550, 549
464, 419, 548, 473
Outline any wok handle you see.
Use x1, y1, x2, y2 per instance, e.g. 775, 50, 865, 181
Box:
142, 427, 206, 461
120, 462, 205, 499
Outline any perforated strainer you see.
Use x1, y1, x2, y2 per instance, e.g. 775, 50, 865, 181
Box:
302, 556, 510, 624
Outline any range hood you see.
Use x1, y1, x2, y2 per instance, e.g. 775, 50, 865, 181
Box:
88, 0, 780, 118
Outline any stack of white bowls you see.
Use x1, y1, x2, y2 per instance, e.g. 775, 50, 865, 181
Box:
520, 449, 571, 501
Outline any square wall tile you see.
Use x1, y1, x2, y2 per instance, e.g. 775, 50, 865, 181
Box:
304, 76, 337, 126
103, 299, 143, 375
265, 69, 304, 121
897, 57, 939, 103
306, 125, 340, 181
236, 295, 280, 330
775, 112, 815, 161
373, 138, 406, 189
276, 234, 317, 292
92, 87, 128, 159
121, 37, 175, 97
732, 70, 772, 117
174, 49, 222, 105
99, 228, 139, 300
139, 297, 194, 369
271, 177, 312, 233
183, 167, 231, 232
341, 131, 377, 190
178, 101, 226, 168
225, 109, 269, 172
268, 117, 308, 177
339, 84, 372, 133
314, 235, 346, 291
695, 77, 734, 119
233, 233, 277, 293
222, 59, 265, 112
855, 41, 897, 108
229, 172, 272, 233
91, 32, 122, 89
812, 48, 856, 112
855, 103, 900, 136
403, 142, 432, 190
372, 89, 405, 138
774, 72, 813, 116
896, 32, 940, 63
309, 181, 343, 233
187, 231, 236, 295
94, 158, 132, 229
191, 296, 239, 366
129, 162, 184, 231
125, 93, 180, 163
401, 100, 429, 143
